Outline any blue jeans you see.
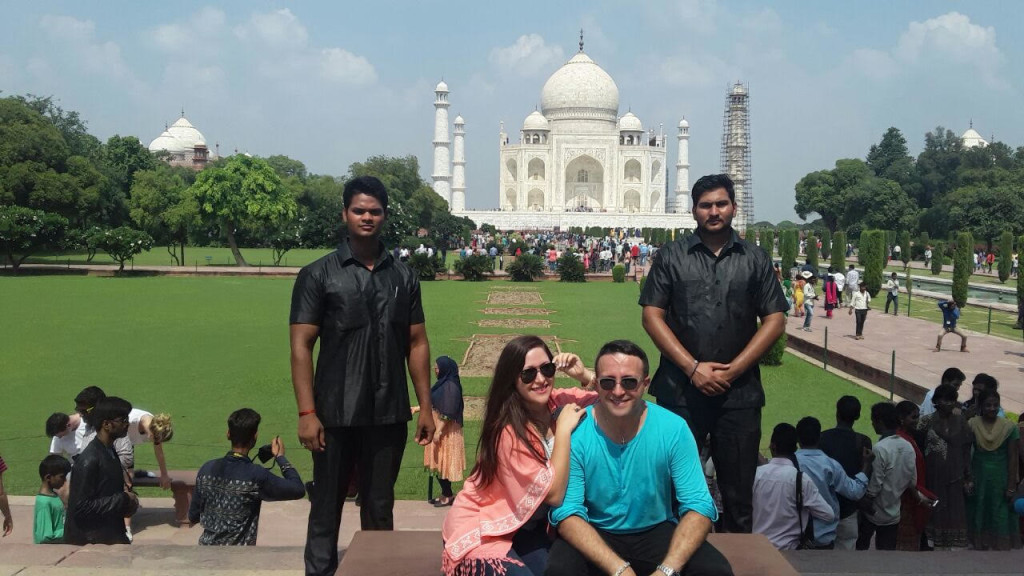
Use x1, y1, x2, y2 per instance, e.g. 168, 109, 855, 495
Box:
803, 303, 814, 328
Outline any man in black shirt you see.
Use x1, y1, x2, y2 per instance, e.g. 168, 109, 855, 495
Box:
189, 408, 305, 545
64, 397, 138, 545
290, 175, 435, 576
818, 395, 873, 550
639, 174, 787, 533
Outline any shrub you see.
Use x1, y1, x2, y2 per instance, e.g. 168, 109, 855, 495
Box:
760, 328, 787, 366
507, 253, 544, 282
859, 230, 885, 297
0, 206, 69, 270
409, 252, 442, 280
953, 232, 973, 307
998, 231, 1013, 284
611, 264, 625, 283
780, 229, 798, 271
831, 231, 846, 272
557, 251, 585, 282
96, 226, 154, 273
806, 235, 819, 269
931, 241, 944, 275
453, 253, 492, 281
820, 229, 832, 260
639, 275, 648, 293
898, 231, 911, 267
761, 229, 775, 258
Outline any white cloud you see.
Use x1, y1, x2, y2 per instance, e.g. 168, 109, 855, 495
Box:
658, 51, 734, 88
153, 7, 226, 54
234, 9, 308, 51
37, 15, 136, 82
845, 48, 898, 80
320, 48, 377, 85
739, 8, 783, 35
489, 34, 565, 77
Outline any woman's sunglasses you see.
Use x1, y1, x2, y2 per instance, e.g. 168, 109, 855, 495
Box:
520, 362, 557, 384
597, 377, 640, 391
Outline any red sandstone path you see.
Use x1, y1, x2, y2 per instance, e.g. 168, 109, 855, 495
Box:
785, 307, 1024, 414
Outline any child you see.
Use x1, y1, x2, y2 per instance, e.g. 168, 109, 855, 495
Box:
35, 455, 71, 544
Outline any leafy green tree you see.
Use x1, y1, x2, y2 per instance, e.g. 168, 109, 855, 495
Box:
189, 155, 296, 266
95, 226, 153, 272
952, 232, 973, 307
0, 205, 68, 270
841, 178, 919, 233
265, 155, 308, 182
859, 230, 885, 296
129, 165, 198, 265
898, 231, 911, 267
998, 231, 1013, 283
794, 170, 840, 232
931, 241, 945, 275
819, 228, 832, 260
761, 229, 775, 257
913, 126, 962, 209
14, 94, 102, 161
104, 135, 155, 195
831, 231, 846, 272
779, 229, 798, 270
946, 185, 1024, 248
806, 235, 819, 269
866, 127, 915, 187
269, 220, 303, 266
295, 174, 345, 248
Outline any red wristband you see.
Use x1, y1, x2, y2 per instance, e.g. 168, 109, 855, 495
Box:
298, 409, 316, 417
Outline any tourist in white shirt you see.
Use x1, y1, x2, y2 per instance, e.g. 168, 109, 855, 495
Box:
856, 403, 917, 551
832, 269, 845, 307
801, 271, 818, 332
848, 282, 871, 340
753, 423, 834, 550
883, 272, 900, 315
844, 265, 859, 307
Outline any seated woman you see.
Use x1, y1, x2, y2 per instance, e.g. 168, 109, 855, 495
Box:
442, 335, 597, 576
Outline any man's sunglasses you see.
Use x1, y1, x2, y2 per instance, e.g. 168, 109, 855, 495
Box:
598, 377, 641, 391
520, 362, 557, 384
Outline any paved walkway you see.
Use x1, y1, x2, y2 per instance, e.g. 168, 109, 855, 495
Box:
785, 307, 1024, 414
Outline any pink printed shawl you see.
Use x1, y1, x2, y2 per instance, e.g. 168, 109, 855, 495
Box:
441, 388, 597, 576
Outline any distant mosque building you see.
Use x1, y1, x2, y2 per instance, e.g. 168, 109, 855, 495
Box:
148, 111, 218, 170
432, 34, 701, 231
960, 121, 989, 149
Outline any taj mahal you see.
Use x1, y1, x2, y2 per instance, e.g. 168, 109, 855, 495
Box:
430, 37, 723, 231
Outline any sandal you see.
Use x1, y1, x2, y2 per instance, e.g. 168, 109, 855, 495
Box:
433, 497, 454, 507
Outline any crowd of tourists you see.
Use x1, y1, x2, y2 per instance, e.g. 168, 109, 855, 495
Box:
752, 369, 1023, 552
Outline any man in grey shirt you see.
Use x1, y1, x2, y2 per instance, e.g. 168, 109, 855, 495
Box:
844, 265, 859, 308
856, 403, 917, 550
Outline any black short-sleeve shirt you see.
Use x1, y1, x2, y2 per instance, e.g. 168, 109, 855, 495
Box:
290, 239, 425, 427
638, 230, 788, 409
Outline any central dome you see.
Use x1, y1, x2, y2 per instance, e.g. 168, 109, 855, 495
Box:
540, 52, 619, 122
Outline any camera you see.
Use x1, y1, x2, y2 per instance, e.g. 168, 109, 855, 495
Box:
257, 444, 275, 464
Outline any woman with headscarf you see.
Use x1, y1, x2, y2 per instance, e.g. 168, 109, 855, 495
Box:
966, 390, 1021, 549
413, 356, 466, 507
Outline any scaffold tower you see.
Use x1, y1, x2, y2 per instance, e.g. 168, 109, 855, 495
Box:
720, 82, 752, 230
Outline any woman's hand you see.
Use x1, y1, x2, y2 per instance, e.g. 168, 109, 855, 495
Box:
555, 403, 587, 432
553, 353, 590, 386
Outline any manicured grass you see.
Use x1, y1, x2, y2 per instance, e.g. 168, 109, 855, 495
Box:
0, 275, 885, 499
900, 293, 1023, 342
24, 246, 335, 268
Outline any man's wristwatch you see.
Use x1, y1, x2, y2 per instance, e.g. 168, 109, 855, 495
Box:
656, 564, 679, 576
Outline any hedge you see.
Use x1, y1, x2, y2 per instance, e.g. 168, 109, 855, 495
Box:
806, 235, 819, 270
859, 230, 885, 297
831, 231, 846, 273
998, 231, 1013, 284
953, 232, 973, 307
611, 265, 626, 283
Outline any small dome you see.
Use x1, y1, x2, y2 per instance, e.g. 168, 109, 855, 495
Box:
961, 127, 988, 149
522, 110, 549, 131
678, 117, 689, 128
454, 115, 465, 125
148, 130, 186, 153
194, 140, 207, 148
167, 117, 206, 149
435, 80, 449, 92
731, 82, 747, 95
618, 112, 643, 132
540, 52, 619, 122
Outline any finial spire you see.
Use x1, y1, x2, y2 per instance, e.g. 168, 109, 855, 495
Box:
181, 106, 185, 118
969, 118, 973, 129
579, 28, 584, 52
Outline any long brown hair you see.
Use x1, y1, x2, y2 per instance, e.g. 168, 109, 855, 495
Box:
469, 335, 551, 488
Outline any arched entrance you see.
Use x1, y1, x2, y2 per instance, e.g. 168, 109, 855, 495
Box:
564, 155, 604, 210
623, 190, 641, 213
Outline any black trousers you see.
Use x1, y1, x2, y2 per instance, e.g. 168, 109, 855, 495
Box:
304, 423, 407, 576
855, 309, 867, 336
662, 403, 761, 534
855, 513, 898, 550
545, 521, 733, 576
885, 292, 898, 314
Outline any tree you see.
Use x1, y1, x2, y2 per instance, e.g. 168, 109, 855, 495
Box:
866, 127, 915, 186
952, 232, 973, 307
265, 155, 308, 182
95, 226, 153, 272
819, 228, 832, 261
295, 174, 345, 248
269, 220, 303, 266
0, 205, 68, 270
945, 185, 1024, 248
997, 231, 1013, 284
840, 178, 919, 233
898, 231, 911, 268
129, 165, 198, 265
913, 126, 962, 208
831, 231, 846, 273
931, 241, 945, 275
557, 251, 585, 282
761, 229, 775, 258
859, 230, 885, 297
104, 135, 155, 195
14, 94, 102, 160
779, 229, 798, 270
794, 170, 840, 232
806, 235, 819, 269
189, 155, 296, 266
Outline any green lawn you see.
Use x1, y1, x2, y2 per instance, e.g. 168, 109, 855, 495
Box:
24, 246, 336, 268
0, 275, 886, 499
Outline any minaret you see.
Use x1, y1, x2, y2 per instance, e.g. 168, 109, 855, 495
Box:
675, 117, 690, 213
721, 82, 752, 230
451, 115, 466, 212
431, 81, 452, 203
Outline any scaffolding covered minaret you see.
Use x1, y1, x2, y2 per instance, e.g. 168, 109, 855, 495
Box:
720, 82, 752, 231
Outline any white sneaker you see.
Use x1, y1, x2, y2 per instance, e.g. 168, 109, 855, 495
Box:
125, 526, 133, 543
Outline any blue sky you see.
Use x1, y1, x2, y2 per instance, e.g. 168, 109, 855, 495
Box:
1, 1, 1020, 222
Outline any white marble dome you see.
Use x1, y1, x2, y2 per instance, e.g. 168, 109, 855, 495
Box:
961, 127, 988, 149
148, 130, 187, 153
618, 112, 642, 132
454, 115, 464, 125
435, 80, 449, 92
523, 110, 549, 131
540, 52, 619, 121
679, 117, 689, 128
166, 117, 206, 149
